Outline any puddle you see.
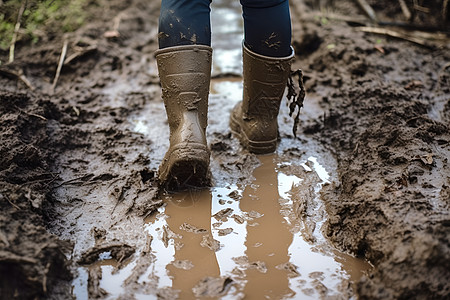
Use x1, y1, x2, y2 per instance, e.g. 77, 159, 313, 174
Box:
72, 154, 371, 299
428, 94, 449, 123
210, 0, 243, 77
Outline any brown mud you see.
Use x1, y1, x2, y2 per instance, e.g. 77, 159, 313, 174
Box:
1, 0, 449, 299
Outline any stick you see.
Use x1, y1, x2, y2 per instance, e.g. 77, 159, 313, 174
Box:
51, 39, 68, 93
443, 0, 449, 22
55, 174, 94, 187
104, 12, 123, 38
316, 12, 368, 25
354, 0, 378, 22
413, 0, 430, 13
5, 195, 21, 210
0, 68, 35, 90
307, 11, 450, 33
9, 0, 26, 63
64, 45, 97, 64
359, 26, 432, 48
377, 21, 450, 33
398, 0, 412, 20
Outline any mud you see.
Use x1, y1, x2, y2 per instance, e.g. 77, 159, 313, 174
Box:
291, 1, 450, 298
1, 0, 449, 299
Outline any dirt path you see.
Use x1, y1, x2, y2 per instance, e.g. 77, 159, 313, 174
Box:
1, 0, 449, 299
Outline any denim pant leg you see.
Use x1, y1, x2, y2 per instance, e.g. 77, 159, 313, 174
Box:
240, 0, 292, 57
159, 0, 212, 49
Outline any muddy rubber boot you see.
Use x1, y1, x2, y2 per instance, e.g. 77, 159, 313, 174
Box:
155, 45, 212, 190
230, 44, 294, 154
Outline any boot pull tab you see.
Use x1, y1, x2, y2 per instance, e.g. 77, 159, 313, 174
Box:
286, 69, 306, 138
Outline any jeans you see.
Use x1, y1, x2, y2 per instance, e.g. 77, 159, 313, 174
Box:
158, 0, 292, 57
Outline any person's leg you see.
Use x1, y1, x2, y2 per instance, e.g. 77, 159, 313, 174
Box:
159, 0, 212, 49
240, 0, 292, 57
156, 0, 213, 190
230, 0, 294, 154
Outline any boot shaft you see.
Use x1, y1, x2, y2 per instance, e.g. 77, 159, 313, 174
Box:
155, 45, 212, 133
155, 45, 212, 189
242, 44, 294, 121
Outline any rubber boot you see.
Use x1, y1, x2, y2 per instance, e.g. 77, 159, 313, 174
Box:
230, 44, 294, 154
155, 45, 212, 190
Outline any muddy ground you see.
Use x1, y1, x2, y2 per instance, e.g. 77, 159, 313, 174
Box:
1, 0, 449, 299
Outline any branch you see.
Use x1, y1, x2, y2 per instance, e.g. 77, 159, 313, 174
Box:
0, 68, 35, 90
358, 26, 435, 48
51, 39, 69, 93
398, 0, 412, 21
9, 0, 27, 63
354, 0, 378, 22
444, 0, 449, 22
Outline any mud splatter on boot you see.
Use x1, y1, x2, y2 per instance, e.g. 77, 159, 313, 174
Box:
230, 44, 294, 154
155, 45, 212, 190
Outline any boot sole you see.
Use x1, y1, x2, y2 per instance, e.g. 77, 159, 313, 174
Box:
230, 113, 277, 154
158, 143, 210, 191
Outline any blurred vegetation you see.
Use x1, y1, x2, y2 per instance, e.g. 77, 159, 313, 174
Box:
0, 0, 89, 50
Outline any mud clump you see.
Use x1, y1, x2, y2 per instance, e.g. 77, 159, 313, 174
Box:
0, 91, 72, 299
78, 244, 135, 265
1, 1, 162, 298
192, 276, 234, 298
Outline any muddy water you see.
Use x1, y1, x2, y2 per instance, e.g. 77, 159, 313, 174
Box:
71, 147, 371, 299
142, 155, 371, 299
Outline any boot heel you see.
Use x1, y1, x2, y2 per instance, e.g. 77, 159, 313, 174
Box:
159, 143, 210, 190
230, 103, 278, 154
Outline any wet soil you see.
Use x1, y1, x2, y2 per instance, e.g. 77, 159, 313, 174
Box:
1, 0, 449, 299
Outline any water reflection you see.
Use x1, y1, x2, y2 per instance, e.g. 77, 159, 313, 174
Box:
166, 191, 220, 298
139, 155, 371, 299
72, 153, 371, 299
239, 155, 293, 298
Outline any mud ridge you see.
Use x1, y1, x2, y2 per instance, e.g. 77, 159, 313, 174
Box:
0, 90, 72, 299
292, 2, 450, 298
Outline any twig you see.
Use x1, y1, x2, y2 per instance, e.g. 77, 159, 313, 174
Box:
354, 0, 378, 22
9, 0, 26, 63
308, 11, 450, 33
359, 26, 433, 48
55, 174, 94, 187
0, 251, 37, 264
104, 12, 124, 38
113, 13, 123, 32
42, 262, 50, 293
444, 0, 449, 22
19, 172, 60, 186
377, 21, 450, 33
0, 68, 35, 90
5, 195, 21, 210
28, 113, 47, 120
51, 39, 68, 93
398, 0, 412, 20
413, 0, 430, 13
64, 45, 97, 64
14, 105, 48, 120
